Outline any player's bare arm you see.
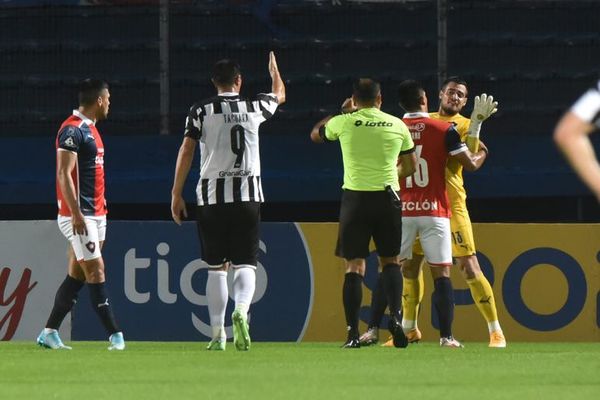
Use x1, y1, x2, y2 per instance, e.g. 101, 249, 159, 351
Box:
554, 111, 600, 201
310, 115, 334, 143
171, 136, 197, 225
57, 149, 87, 235
340, 97, 357, 114
268, 51, 286, 105
397, 151, 417, 179
452, 147, 487, 172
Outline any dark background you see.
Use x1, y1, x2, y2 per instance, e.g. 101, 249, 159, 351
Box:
1, 0, 599, 222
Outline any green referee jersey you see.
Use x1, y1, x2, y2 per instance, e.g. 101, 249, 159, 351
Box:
324, 107, 414, 191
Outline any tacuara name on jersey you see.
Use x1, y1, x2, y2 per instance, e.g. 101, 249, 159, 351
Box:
223, 114, 249, 124
402, 199, 438, 211
219, 169, 252, 177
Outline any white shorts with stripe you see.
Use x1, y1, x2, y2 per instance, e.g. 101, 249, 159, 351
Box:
400, 216, 452, 266
57, 215, 106, 261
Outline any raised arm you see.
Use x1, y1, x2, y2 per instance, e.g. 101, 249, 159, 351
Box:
310, 115, 334, 143
467, 93, 498, 152
268, 51, 286, 105
171, 137, 197, 225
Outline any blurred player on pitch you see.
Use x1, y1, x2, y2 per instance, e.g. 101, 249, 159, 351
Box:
554, 80, 600, 201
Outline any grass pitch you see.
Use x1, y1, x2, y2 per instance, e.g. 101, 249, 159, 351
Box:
1, 342, 599, 400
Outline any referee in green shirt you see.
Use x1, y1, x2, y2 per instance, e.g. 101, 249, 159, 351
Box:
311, 79, 417, 348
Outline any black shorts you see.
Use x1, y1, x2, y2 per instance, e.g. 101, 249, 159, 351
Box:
196, 202, 260, 266
335, 189, 402, 260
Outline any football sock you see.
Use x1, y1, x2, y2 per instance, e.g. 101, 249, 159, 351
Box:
401, 277, 421, 332
433, 277, 454, 338
342, 272, 363, 337
381, 263, 403, 320
46, 275, 84, 330
368, 272, 387, 329
466, 272, 502, 333
88, 282, 120, 335
418, 268, 425, 307
233, 266, 256, 318
207, 270, 228, 339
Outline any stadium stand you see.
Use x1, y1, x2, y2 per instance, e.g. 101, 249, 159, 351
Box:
1, 0, 599, 221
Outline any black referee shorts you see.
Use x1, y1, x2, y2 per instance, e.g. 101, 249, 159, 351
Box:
335, 189, 402, 260
196, 202, 260, 266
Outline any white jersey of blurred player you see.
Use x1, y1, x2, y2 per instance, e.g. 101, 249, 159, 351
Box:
554, 79, 600, 201
399, 112, 467, 265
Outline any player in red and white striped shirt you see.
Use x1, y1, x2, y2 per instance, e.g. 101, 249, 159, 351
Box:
397, 80, 488, 347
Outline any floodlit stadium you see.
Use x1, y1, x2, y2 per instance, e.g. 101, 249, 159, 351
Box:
0, 1, 599, 399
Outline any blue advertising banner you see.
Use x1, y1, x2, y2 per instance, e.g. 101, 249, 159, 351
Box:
72, 221, 313, 342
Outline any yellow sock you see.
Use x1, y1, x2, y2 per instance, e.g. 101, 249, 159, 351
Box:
417, 269, 424, 305
401, 277, 422, 330
466, 273, 501, 332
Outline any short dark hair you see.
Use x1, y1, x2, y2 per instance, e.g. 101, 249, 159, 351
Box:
212, 59, 241, 87
352, 78, 380, 103
78, 79, 109, 107
397, 80, 425, 112
441, 76, 468, 93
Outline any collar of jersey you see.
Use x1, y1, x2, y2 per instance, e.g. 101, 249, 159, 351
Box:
72, 110, 95, 126
403, 112, 429, 119
218, 92, 240, 97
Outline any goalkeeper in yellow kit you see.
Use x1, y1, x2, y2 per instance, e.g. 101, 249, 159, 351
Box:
362, 77, 506, 348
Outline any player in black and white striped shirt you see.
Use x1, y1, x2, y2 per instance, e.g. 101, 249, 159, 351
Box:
554, 79, 600, 201
171, 52, 285, 351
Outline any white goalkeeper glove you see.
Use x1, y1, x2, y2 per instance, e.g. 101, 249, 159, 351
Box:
468, 93, 498, 138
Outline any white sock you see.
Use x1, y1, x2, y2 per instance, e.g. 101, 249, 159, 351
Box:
44, 328, 57, 334
488, 321, 502, 333
233, 266, 256, 317
207, 270, 228, 339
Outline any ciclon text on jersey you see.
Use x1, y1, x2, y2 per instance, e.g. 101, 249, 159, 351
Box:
402, 200, 439, 211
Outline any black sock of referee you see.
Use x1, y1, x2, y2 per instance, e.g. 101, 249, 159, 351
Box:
342, 272, 363, 338
368, 272, 388, 329
433, 277, 455, 338
88, 282, 120, 335
46, 275, 84, 330
381, 263, 403, 321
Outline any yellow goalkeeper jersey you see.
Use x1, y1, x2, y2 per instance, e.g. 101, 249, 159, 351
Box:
430, 112, 471, 212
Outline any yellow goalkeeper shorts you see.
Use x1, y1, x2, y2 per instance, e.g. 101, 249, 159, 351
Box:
412, 206, 476, 258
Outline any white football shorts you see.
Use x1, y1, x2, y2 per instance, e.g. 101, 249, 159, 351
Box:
57, 215, 106, 261
400, 216, 452, 266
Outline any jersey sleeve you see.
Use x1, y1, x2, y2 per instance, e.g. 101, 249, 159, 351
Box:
255, 93, 279, 121
57, 125, 84, 152
445, 126, 468, 155
184, 104, 203, 140
571, 80, 600, 128
398, 123, 415, 155
322, 114, 346, 141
